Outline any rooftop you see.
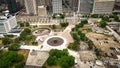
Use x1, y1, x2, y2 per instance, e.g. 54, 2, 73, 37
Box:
26, 51, 49, 67
0, 15, 14, 23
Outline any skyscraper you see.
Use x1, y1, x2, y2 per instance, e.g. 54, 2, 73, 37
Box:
92, 0, 115, 14
52, 0, 62, 14
24, 0, 37, 15
36, 0, 52, 14
6, 0, 17, 13
78, 0, 93, 13
69, 0, 79, 12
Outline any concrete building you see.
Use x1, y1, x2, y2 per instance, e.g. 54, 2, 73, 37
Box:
38, 6, 47, 16
0, 16, 17, 34
78, 0, 93, 13
113, 0, 120, 13
70, 0, 79, 12
52, 0, 62, 14
24, 0, 37, 15
62, 0, 79, 13
6, 0, 17, 13
36, 0, 52, 14
92, 0, 115, 14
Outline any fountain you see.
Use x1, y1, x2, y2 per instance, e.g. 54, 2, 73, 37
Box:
47, 37, 64, 46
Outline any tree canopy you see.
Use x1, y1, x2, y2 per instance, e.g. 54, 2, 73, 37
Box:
47, 49, 75, 68
99, 20, 107, 28
0, 51, 24, 68
8, 43, 20, 51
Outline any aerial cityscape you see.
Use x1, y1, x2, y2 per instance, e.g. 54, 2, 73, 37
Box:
0, 0, 120, 68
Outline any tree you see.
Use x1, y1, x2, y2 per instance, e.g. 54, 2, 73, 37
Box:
68, 41, 79, 51
102, 16, 109, 22
114, 15, 120, 22
49, 49, 68, 58
0, 51, 24, 68
51, 25, 56, 29
15, 62, 25, 68
47, 56, 57, 66
47, 49, 75, 68
25, 22, 30, 27
60, 22, 69, 28
59, 56, 75, 68
8, 43, 20, 51
32, 41, 38, 45
87, 40, 94, 50
20, 28, 31, 37
81, 20, 88, 24
99, 20, 107, 28
71, 33, 80, 41
60, 13, 65, 19
52, 13, 56, 19
2, 37, 11, 45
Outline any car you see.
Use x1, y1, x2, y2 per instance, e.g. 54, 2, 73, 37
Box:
115, 48, 120, 52
0, 46, 4, 50
4, 45, 9, 48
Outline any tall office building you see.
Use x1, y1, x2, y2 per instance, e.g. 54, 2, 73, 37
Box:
52, 0, 62, 13
69, 0, 79, 12
24, 0, 37, 15
92, 0, 115, 14
78, 0, 93, 13
113, 0, 120, 13
36, 0, 52, 13
6, 0, 17, 13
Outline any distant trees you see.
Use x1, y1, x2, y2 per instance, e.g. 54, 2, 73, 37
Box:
47, 49, 75, 68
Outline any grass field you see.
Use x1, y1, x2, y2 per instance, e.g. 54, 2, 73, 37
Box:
45, 64, 61, 68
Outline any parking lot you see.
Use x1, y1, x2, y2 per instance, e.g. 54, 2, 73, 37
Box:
86, 32, 120, 53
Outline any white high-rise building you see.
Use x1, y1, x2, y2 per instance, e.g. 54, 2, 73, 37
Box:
52, 0, 62, 13
24, 0, 37, 15
92, 0, 115, 14
0, 16, 17, 34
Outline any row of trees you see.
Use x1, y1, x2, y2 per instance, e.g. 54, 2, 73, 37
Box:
68, 20, 94, 51
83, 14, 120, 22
17, 21, 30, 27
47, 49, 75, 68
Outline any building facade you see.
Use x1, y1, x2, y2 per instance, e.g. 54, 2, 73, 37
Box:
6, 0, 17, 13
113, 0, 120, 13
52, 0, 62, 14
0, 16, 17, 34
78, 0, 93, 13
69, 0, 79, 12
92, 0, 115, 14
24, 0, 37, 15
